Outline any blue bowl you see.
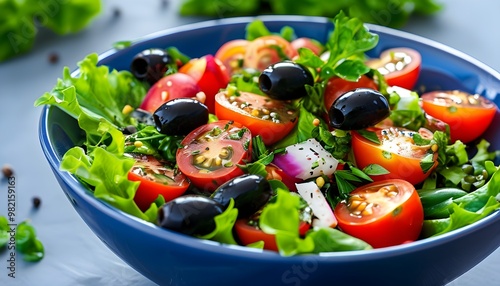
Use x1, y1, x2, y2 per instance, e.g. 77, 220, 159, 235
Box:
38, 16, 500, 286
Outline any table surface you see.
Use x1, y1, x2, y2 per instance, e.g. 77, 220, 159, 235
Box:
1, 0, 500, 285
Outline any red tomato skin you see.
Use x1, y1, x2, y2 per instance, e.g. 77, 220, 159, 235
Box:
351, 130, 437, 186
291, 37, 323, 56
214, 91, 298, 145
139, 73, 201, 113
176, 121, 252, 192
179, 54, 231, 113
420, 91, 497, 143
334, 179, 424, 248
234, 219, 279, 251
129, 171, 189, 211
324, 75, 379, 112
367, 47, 421, 90
234, 220, 310, 251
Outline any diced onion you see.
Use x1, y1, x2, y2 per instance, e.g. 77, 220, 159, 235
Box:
272, 139, 338, 180
296, 181, 337, 228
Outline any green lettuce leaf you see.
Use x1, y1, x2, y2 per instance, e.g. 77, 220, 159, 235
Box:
15, 221, 45, 262
198, 199, 239, 245
421, 168, 500, 237
35, 53, 147, 128
0, 0, 101, 61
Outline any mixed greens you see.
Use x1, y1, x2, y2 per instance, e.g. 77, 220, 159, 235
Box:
35, 12, 500, 255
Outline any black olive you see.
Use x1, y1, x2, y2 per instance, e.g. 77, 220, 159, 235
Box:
259, 60, 314, 100
153, 98, 209, 136
211, 174, 273, 218
130, 48, 174, 85
157, 195, 224, 236
131, 108, 155, 125
328, 88, 390, 130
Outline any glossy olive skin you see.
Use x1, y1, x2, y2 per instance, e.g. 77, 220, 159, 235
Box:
259, 60, 314, 100
153, 98, 209, 136
130, 48, 174, 85
157, 195, 224, 236
132, 108, 155, 125
210, 174, 272, 218
329, 88, 390, 130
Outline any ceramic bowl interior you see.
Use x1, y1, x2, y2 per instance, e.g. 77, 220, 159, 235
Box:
39, 16, 500, 286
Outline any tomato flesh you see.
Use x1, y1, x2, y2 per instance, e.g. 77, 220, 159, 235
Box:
366, 47, 421, 90
351, 128, 437, 185
215, 39, 249, 75
127, 154, 189, 211
334, 179, 424, 248
176, 121, 252, 192
214, 91, 298, 145
243, 35, 298, 70
420, 90, 497, 143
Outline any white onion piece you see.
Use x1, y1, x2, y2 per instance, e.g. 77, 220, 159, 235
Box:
272, 139, 338, 180
296, 181, 337, 228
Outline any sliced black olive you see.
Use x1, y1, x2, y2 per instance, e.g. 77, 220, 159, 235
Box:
329, 88, 390, 130
157, 195, 224, 236
153, 98, 209, 136
211, 174, 273, 218
130, 48, 174, 85
259, 60, 314, 100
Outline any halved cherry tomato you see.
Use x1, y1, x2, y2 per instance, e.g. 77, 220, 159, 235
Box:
139, 73, 202, 113
351, 127, 437, 185
334, 179, 424, 248
290, 37, 324, 56
323, 75, 378, 112
420, 90, 497, 143
214, 91, 298, 145
366, 47, 421, 90
176, 120, 252, 192
127, 154, 189, 211
234, 219, 311, 251
215, 39, 249, 75
243, 35, 299, 71
178, 54, 231, 113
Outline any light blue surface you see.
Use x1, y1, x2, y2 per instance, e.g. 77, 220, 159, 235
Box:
1, 0, 500, 285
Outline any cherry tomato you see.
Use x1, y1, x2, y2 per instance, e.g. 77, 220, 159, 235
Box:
243, 35, 299, 71
127, 154, 189, 211
291, 37, 324, 56
215, 39, 249, 74
234, 219, 311, 251
178, 54, 231, 113
139, 73, 201, 113
334, 179, 424, 248
366, 47, 421, 90
351, 127, 437, 185
176, 120, 252, 192
214, 91, 298, 145
420, 90, 497, 143
323, 75, 378, 112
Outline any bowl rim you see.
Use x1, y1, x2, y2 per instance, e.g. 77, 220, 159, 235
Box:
39, 15, 500, 262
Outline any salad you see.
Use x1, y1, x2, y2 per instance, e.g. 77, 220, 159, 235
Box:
35, 12, 500, 255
